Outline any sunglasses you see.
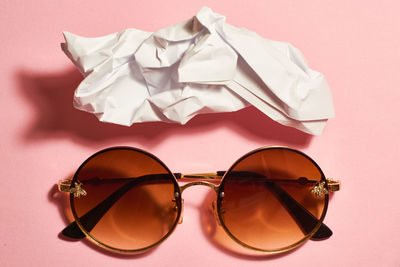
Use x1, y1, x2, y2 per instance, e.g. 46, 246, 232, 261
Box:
57, 146, 340, 254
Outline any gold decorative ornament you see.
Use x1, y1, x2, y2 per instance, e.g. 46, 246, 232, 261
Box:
311, 181, 328, 198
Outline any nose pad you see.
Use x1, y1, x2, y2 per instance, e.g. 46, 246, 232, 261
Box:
178, 199, 184, 224
212, 201, 221, 226
173, 193, 184, 224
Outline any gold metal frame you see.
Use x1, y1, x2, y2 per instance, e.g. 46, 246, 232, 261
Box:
58, 146, 340, 255
68, 147, 183, 254
215, 146, 331, 254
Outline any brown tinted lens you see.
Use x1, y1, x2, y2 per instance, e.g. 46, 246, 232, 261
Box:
218, 148, 327, 251
71, 148, 180, 252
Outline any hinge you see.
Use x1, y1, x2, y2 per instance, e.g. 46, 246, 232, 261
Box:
327, 178, 340, 192
57, 179, 87, 198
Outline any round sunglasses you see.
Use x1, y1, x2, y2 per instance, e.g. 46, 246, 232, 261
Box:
57, 146, 340, 254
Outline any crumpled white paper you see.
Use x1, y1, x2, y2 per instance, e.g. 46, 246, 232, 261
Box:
61, 6, 334, 135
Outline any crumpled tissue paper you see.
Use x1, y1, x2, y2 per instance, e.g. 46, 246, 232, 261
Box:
61, 6, 334, 135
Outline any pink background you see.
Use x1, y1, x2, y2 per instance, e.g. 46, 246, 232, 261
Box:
0, 0, 399, 266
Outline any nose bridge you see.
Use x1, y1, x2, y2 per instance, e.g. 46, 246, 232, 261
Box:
176, 176, 221, 226
179, 181, 219, 192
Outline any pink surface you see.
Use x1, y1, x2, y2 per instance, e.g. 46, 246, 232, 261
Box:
0, 1, 399, 266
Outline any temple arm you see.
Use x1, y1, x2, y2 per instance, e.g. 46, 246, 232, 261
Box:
265, 181, 332, 239
218, 171, 332, 240
60, 174, 176, 239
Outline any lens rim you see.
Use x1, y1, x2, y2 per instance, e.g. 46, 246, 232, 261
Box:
216, 146, 329, 254
69, 146, 182, 254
